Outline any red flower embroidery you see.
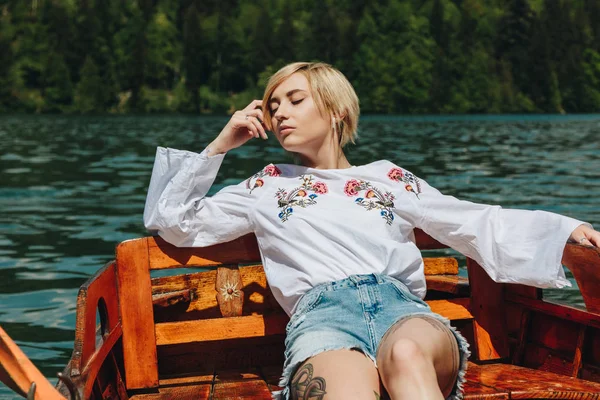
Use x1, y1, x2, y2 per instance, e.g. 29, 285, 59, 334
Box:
255, 178, 264, 188
312, 181, 328, 194
387, 168, 404, 181
344, 179, 361, 196
264, 164, 281, 177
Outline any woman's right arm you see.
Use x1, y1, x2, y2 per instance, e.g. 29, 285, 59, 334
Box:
143, 100, 268, 247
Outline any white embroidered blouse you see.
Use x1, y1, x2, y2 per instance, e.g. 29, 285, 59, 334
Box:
143, 146, 586, 316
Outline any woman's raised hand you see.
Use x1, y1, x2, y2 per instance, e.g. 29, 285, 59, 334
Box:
569, 224, 600, 247
207, 100, 268, 156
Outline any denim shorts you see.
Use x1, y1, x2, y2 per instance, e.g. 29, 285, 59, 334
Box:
274, 273, 470, 400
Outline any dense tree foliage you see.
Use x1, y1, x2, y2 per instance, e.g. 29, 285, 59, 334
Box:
1, 0, 599, 114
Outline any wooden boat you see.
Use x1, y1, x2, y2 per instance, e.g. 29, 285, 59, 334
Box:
3, 229, 600, 399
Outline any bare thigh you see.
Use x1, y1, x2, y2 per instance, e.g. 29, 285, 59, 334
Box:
376, 316, 460, 397
290, 349, 381, 400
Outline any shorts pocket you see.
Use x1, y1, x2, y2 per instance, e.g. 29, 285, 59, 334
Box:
386, 278, 428, 307
286, 287, 326, 334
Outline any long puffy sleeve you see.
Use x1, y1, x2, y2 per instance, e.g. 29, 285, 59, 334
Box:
396, 171, 589, 289
143, 146, 256, 247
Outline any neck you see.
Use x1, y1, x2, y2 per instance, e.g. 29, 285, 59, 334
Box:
297, 137, 351, 170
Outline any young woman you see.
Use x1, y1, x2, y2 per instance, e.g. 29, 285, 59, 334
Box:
144, 62, 599, 400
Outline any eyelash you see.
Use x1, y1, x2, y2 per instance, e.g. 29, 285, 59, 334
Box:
271, 99, 304, 113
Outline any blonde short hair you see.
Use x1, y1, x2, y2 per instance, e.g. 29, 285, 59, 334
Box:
262, 62, 360, 148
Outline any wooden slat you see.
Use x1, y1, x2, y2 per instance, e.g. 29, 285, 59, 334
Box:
213, 370, 272, 400
466, 362, 600, 398
467, 258, 509, 361
424, 257, 459, 275
155, 299, 472, 346
80, 324, 122, 400
71, 262, 120, 375
155, 314, 289, 345
506, 293, 600, 330
562, 243, 600, 313
148, 234, 260, 270
425, 275, 469, 295
216, 266, 244, 317
116, 238, 159, 389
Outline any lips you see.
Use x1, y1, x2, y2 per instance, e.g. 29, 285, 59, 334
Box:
279, 126, 295, 136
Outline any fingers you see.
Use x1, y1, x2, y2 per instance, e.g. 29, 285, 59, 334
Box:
243, 99, 263, 112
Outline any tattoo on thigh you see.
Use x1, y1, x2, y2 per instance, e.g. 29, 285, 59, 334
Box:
291, 363, 327, 400
374, 390, 381, 400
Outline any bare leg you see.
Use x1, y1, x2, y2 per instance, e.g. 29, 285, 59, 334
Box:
290, 349, 381, 400
376, 316, 460, 400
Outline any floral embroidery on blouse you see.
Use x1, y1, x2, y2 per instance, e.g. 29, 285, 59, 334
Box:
246, 164, 281, 194
387, 167, 421, 198
275, 175, 328, 222
344, 179, 396, 225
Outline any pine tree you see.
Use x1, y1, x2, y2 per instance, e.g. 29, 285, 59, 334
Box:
75, 56, 103, 113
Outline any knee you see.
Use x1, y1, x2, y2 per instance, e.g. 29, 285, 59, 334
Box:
380, 338, 430, 375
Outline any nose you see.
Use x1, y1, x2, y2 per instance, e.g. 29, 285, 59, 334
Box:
274, 102, 290, 122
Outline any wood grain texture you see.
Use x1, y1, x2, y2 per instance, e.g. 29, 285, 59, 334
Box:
115, 237, 159, 389
71, 262, 120, 375
155, 313, 289, 345
562, 243, 600, 314
426, 275, 469, 295
467, 258, 509, 361
467, 362, 600, 399
216, 266, 244, 317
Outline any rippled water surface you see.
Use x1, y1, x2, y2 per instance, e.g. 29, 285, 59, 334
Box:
1, 114, 599, 398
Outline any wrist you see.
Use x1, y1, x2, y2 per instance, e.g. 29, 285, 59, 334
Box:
207, 140, 228, 156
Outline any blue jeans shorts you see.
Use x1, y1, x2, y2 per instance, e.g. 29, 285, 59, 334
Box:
274, 273, 470, 400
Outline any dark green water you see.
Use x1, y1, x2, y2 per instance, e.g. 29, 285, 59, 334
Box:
0, 115, 599, 397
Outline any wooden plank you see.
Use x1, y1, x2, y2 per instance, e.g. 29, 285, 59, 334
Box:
466, 362, 600, 399
152, 289, 192, 309
562, 243, 600, 314
80, 324, 123, 400
467, 258, 509, 361
157, 336, 285, 376
216, 266, 244, 317
71, 262, 120, 375
155, 314, 289, 345
155, 299, 472, 346
115, 238, 159, 389
506, 293, 600, 330
148, 234, 261, 270
213, 370, 272, 400
425, 275, 469, 295
424, 257, 459, 275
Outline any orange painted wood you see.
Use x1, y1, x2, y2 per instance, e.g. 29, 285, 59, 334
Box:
466, 258, 509, 361
562, 243, 600, 314
216, 266, 244, 317
423, 257, 459, 275
148, 234, 261, 270
155, 298, 472, 346
71, 262, 120, 375
155, 313, 289, 345
426, 275, 469, 295
466, 362, 600, 398
80, 324, 123, 400
463, 378, 509, 399
152, 289, 192, 309
213, 370, 272, 400
115, 237, 159, 389
573, 326, 587, 377
0, 326, 66, 399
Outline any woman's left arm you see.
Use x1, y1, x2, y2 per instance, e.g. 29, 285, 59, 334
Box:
569, 224, 600, 247
393, 170, 593, 289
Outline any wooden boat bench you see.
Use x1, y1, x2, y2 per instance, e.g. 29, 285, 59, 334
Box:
60, 230, 600, 399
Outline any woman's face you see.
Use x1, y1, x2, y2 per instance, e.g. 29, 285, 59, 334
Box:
269, 73, 332, 154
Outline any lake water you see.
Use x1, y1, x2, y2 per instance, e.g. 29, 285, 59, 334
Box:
0, 114, 599, 397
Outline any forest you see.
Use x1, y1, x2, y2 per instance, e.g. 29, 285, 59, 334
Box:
1, 0, 599, 114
